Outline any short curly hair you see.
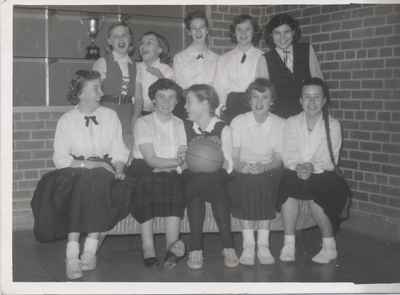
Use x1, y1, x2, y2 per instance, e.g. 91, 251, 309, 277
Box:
66, 70, 101, 105
184, 84, 220, 115
184, 10, 209, 31
264, 13, 302, 48
246, 78, 277, 103
148, 78, 183, 103
136, 31, 171, 64
230, 14, 261, 45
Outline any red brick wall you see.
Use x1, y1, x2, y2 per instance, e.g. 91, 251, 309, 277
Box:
13, 5, 400, 241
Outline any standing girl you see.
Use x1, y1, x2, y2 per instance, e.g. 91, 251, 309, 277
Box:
31, 70, 131, 280
277, 77, 349, 263
136, 31, 174, 115
263, 13, 323, 118
215, 14, 268, 123
127, 78, 186, 268
173, 10, 219, 89
229, 78, 285, 265
183, 84, 239, 270
92, 21, 139, 148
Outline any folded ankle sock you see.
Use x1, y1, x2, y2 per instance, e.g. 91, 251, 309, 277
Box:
242, 229, 255, 247
83, 237, 98, 255
257, 229, 270, 247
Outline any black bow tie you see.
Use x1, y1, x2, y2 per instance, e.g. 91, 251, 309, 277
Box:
84, 115, 98, 127
196, 53, 204, 60
240, 53, 247, 63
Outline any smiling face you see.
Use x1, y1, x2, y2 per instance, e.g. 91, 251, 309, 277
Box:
235, 20, 254, 46
272, 24, 295, 50
153, 89, 178, 116
300, 85, 326, 117
185, 91, 209, 122
139, 34, 162, 62
78, 78, 103, 104
250, 89, 273, 117
107, 25, 131, 55
188, 17, 208, 44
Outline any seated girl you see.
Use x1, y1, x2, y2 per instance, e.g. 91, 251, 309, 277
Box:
126, 78, 186, 268
277, 77, 349, 264
229, 78, 285, 265
31, 70, 131, 280
183, 84, 239, 270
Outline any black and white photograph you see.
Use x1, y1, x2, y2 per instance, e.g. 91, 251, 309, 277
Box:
1, 0, 400, 293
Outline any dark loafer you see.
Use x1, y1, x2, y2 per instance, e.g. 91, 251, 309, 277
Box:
163, 240, 186, 269
143, 257, 159, 268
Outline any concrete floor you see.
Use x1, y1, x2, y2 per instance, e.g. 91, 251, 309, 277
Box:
13, 228, 400, 283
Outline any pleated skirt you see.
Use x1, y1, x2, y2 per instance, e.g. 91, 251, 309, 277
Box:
31, 167, 132, 243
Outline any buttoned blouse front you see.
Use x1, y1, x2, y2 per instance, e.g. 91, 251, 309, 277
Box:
173, 46, 219, 89
282, 112, 342, 173
53, 106, 129, 169
231, 112, 285, 164
136, 59, 175, 111
133, 112, 187, 159
214, 46, 264, 106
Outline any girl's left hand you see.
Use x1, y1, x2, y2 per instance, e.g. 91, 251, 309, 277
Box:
146, 66, 164, 79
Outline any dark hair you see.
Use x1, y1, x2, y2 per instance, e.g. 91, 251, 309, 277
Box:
264, 13, 301, 48
246, 78, 277, 103
136, 31, 171, 64
230, 14, 261, 45
184, 10, 209, 31
67, 70, 101, 105
106, 21, 135, 56
148, 78, 183, 102
184, 84, 220, 115
301, 77, 336, 167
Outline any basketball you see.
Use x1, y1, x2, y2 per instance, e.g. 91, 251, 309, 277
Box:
185, 136, 224, 173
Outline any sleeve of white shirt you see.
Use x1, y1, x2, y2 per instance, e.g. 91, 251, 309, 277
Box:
53, 115, 73, 169
134, 117, 154, 146
163, 64, 175, 81
309, 45, 324, 79
221, 125, 234, 173
230, 116, 242, 148
329, 118, 342, 164
255, 55, 269, 79
92, 57, 107, 80
109, 111, 129, 164
136, 63, 143, 84
274, 118, 286, 158
173, 54, 185, 88
177, 120, 187, 146
214, 55, 229, 107
282, 118, 301, 170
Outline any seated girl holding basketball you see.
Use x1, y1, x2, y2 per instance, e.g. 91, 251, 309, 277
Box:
277, 77, 349, 264
229, 78, 285, 265
183, 84, 239, 270
31, 70, 131, 280
126, 78, 186, 268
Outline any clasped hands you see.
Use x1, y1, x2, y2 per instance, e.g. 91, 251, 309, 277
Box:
71, 159, 126, 180
295, 162, 314, 180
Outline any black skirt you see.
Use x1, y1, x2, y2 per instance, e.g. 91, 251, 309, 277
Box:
182, 169, 231, 203
277, 169, 350, 232
126, 159, 185, 223
31, 167, 132, 243
229, 168, 282, 220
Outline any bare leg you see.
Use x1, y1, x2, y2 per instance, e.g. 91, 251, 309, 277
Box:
309, 201, 333, 237
81, 232, 99, 271
141, 219, 156, 258
165, 216, 181, 251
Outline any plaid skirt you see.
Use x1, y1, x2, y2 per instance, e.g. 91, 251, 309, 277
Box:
229, 168, 282, 220
277, 169, 351, 233
126, 159, 185, 223
31, 167, 132, 243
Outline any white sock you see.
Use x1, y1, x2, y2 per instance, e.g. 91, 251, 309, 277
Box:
242, 229, 255, 247
83, 237, 98, 255
257, 229, 270, 247
66, 241, 80, 259
322, 237, 336, 250
284, 234, 295, 246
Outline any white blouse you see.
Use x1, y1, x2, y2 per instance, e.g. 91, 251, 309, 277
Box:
214, 45, 264, 107
133, 112, 187, 159
136, 59, 175, 112
190, 117, 233, 173
282, 112, 342, 173
53, 106, 129, 169
173, 46, 219, 89
231, 112, 285, 164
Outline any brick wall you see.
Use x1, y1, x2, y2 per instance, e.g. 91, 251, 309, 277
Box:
13, 4, 400, 241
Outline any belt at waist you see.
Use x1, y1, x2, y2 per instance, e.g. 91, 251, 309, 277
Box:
101, 95, 132, 104
71, 154, 115, 170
